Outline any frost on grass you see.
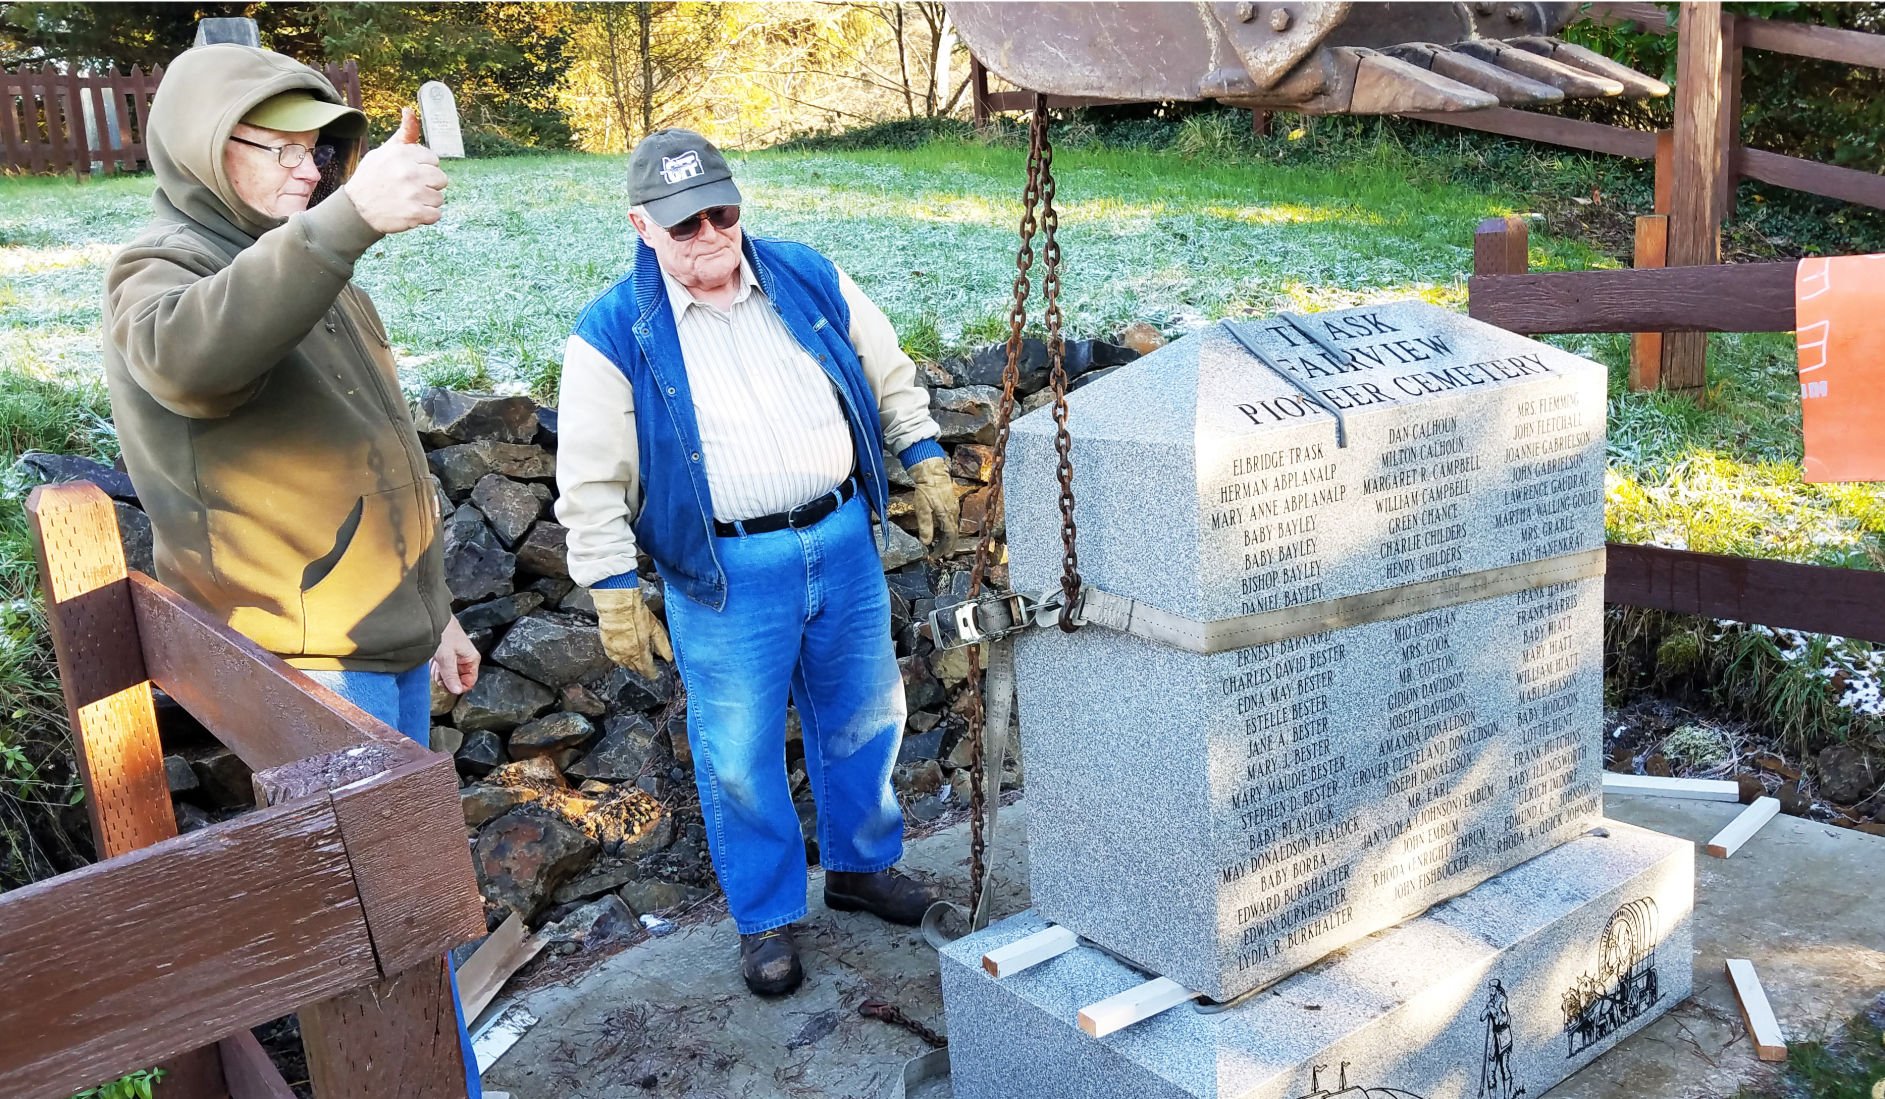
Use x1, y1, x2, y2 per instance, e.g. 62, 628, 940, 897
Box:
1717, 621, 1885, 720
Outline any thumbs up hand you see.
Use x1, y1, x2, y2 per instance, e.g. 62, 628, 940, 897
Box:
344, 106, 448, 235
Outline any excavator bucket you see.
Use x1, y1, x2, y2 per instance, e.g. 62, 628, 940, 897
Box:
950, 1, 1669, 115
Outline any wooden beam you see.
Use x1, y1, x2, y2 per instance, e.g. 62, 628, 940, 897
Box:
1602, 773, 1742, 801
1628, 214, 1670, 391
1403, 107, 1657, 159
1077, 977, 1195, 1038
1468, 261, 1798, 335
982, 925, 1081, 978
220, 1031, 298, 1099
1740, 16, 1885, 69
457, 913, 547, 1025
1707, 796, 1782, 858
1664, 3, 1733, 397
1585, 2, 1676, 34
1604, 542, 1885, 645
1653, 129, 1675, 215
300, 958, 472, 1099
1725, 958, 1789, 1061
130, 573, 423, 770
1735, 146, 1885, 212
0, 800, 379, 1099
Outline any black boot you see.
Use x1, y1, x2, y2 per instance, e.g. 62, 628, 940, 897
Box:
740, 926, 803, 997
824, 868, 942, 926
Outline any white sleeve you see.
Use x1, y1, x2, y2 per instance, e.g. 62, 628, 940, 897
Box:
553, 334, 644, 587
837, 265, 941, 458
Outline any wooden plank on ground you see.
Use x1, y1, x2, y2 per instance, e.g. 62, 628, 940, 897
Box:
0, 800, 379, 1099
1735, 147, 1885, 212
300, 956, 471, 1099
1664, 3, 1733, 396
1404, 107, 1657, 159
1725, 958, 1789, 1061
983, 924, 1080, 978
458, 912, 547, 1024
1739, 16, 1885, 69
1604, 542, 1885, 645
1629, 213, 1669, 391
220, 1030, 298, 1099
1078, 977, 1196, 1038
130, 572, 422, 770
1469, 262, 1798, 335
1706, 796, 1781, 858
1602, 773, 1742, 801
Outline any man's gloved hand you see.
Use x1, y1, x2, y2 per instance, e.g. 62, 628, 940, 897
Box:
908, 457, 960, 555
592, 586, 673, 680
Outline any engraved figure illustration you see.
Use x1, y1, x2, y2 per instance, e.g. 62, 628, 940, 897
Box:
1560, 897, 1662, 1056
1295, 1061, 1430, 1099
1478, 979, 1527, 1099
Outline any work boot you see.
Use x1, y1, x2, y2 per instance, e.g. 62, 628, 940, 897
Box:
739, 926, 803, 997
824, 868, 942, 926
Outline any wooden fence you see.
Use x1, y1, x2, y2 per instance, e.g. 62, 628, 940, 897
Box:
0, 483, 482, 1099
1468, 213, 1885, 643
1, 60, 361, 179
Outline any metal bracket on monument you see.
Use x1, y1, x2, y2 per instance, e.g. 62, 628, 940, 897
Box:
925, 588, 1078, 651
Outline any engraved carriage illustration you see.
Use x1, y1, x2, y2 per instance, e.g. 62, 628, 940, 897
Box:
1560, 897, 1662, 1057
1294, 1062, 1429, 1099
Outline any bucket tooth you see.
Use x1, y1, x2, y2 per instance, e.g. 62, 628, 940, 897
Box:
1346, 48, 1499, 114
1452, 40, 1625, 98
1507, 36, 1672, 98
1384, 43, 1564, 106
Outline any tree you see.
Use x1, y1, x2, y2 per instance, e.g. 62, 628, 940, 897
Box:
0, 2, 325, 69
557, 2, 723, 151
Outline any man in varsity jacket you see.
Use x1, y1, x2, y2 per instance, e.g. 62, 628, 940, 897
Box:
554, 129, 960, 997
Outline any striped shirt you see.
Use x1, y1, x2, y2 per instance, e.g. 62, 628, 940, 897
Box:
659, 257, 853, 521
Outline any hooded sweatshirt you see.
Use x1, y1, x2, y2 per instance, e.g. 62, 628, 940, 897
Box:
102, 44, 449, 673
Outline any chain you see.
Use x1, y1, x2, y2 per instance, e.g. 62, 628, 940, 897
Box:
859, 999, 948, 1048
1038, 116, 1081, 629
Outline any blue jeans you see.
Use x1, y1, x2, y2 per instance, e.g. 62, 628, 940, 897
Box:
305, 664, 482, 1098
664, 490, 908, 935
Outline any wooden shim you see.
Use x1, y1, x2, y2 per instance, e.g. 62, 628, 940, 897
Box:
458, 912, 548, 1025
1654, 129, 1675, 215
1469, 262, 1797, 335
0, 800, 379, 1098
1736, 146, 1885, 212
983, 925, 1080, 978
25, 484, 174, 859
1602, 772, 1742, 801
1665, 3, 1732, 395
300, 956, 471, 1099
1404, 107, 1657, 159
1078, 977, 1195, 1037
1629, 214, 1669, 391
1605, 542, 1885, 645
131, 573, 422, 770
220, 1031, 297, 1099
471, 1005, 538, 1075
1740, 16, 1885, 70
1707, 796, 1781, 858
1724, 958, 1789, 1061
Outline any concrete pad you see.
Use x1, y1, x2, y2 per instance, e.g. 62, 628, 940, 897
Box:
483, 795, 1883, 1099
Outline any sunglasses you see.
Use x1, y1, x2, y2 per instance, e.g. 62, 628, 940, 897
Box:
666, 205, 740, 241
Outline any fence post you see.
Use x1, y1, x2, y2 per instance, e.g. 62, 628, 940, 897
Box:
1473, 215, 1529, 277
1629, 214, 1670, 390
970, 56, 991, 129
1664, 2, 1733, 401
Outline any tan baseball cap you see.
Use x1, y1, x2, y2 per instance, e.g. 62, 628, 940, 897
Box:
242, 90, 367, 139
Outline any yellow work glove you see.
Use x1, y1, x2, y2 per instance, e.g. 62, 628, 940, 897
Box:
591, 586, 673, 680
908, 457, 960, 555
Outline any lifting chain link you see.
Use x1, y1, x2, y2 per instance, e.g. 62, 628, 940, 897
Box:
859, 998, 948, 1048
963, 96, 1078, 922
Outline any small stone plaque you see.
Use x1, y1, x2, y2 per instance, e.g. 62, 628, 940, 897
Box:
418, 81, 466, 158
194, 17, 260, 48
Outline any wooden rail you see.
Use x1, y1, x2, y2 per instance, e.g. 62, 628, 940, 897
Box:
1, 482, 483, 1099
1468, 215, 1885, 643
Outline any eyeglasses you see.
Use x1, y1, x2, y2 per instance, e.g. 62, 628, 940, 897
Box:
666, 205, 740, 241
228, 135, 336, 169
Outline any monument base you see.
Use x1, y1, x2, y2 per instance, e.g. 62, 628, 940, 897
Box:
940, 821, 1692, 1099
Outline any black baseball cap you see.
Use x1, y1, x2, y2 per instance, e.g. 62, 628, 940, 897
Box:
628, 129, 742, 228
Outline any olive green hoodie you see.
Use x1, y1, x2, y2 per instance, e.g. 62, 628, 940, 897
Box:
103, 44, 449, 673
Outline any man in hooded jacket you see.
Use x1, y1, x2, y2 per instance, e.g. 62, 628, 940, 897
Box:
102, 44, 482, 1095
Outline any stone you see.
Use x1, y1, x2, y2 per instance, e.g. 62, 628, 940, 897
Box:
1004, 302, 1611, 1000
932, 385, 1001, 444
896, 727, 945, 765
431, 676, 457, 717
418, 81, 467, 159
899, 655, 944, 713
560, 585, 598, 618
662, 708, 692, 771
509, 711, 596, 760
551, 858, 641, 904
591, 662, 676, 713
455, 729, 506, 776
559, 682, 609, 718
575, 787, 674, 860
473, 808, 598, 918
414, 389, 537, 445
526, 575, 576, 607
461, 783, 530, 828
875, 520, 927, 570
516, 522, 571, 578
429, 441, 555, 497
1120, 321, 1168, 355
162, 754, 198, 795
14, 451, 138, 502
536, 407, 559, 450
174, 802, 215, 832
488, 754, 569, 790
893, 759, 944, 798
568, 714, 659, 782
1816, 744, 1880, 804
194, 16, 259, 46
456, 591, 545, 635
470, 474, 544, 547
492, 612, 608, 688
950, 443, 997, 484
942, 822, 1693, 1099
190, 749, 254, 809
619, 879, 709, 916
442, 506, 515, 602
961, 339, 1049, 393
929, 644, 971, 684
430, 725, 464, 756
451, 667, 554, 733
114, 502, 153, 576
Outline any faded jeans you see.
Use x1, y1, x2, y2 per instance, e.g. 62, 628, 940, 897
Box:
304, 664, 482, 1098
663, 490, 908, 935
